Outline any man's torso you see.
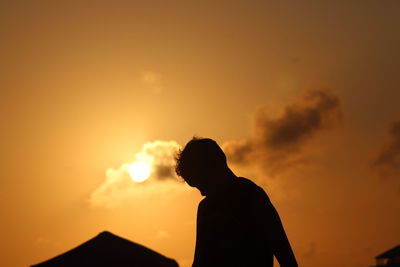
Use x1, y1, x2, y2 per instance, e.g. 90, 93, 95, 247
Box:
193, 177, 273, 267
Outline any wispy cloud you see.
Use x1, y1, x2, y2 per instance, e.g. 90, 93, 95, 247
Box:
156, 230, 169, 239
90, 89, 343, 207
372, 120, 400, 179
142, 71, 163, 93
35, 237, 61, 248
89, 140, 184, 208
303, 242, 317, 258
223, 89, 342, 176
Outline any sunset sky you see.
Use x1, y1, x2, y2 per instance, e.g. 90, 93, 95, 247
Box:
1, 1, 400, 267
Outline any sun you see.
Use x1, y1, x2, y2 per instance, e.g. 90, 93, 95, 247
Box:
128, 161, 151, 182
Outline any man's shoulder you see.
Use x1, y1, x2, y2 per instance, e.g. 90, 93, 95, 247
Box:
235, 177, 271, 202
198, 196, 211, 210
199, 197, 207, 207
235, 177, 264, 192
236, 176, 256, 185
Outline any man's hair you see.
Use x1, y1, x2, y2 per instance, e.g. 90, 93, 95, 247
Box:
175, 137, 227, 180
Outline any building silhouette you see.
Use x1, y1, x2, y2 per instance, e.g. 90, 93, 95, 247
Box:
31, 231, 178, 267
373, 245, 400, 267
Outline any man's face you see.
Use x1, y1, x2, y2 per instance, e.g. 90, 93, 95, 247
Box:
185, 173, 211, 196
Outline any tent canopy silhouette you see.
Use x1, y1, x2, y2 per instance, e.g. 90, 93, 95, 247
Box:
31, 231, 179, 267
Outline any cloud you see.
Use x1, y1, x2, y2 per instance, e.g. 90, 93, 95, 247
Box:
89, 140, 184, 208
142, 71, 163, 93
137, 140, 181, 180
372, 120, 400, 178
223, 89, 342, 176
35, 237, 61, 248
303, 242, 317, 258
156, 230, 169, 239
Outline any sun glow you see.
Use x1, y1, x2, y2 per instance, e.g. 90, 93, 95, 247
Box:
128, 161, 151, 182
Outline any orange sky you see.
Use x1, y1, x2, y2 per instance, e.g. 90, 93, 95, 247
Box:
1, 1, 400, 267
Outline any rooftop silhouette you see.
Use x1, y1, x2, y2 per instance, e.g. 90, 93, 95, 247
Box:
31, 231, 179, 267
373, 245, 400, 267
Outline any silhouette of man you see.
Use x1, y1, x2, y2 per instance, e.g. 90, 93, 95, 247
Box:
175, 137, 298, 267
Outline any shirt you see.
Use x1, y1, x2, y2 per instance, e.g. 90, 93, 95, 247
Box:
192, 177, 282, 267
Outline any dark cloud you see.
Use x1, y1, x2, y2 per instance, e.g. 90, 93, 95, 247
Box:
372, 120, 400, 178
222, 139, 253, 164
140, 140, 181, 181
153, 164, 176, 180
223, 89, 342, 176
303, 242, 317, 259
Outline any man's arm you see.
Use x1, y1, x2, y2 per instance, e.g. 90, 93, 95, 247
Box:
192, 200, 206, 267
252, 187, 298, 267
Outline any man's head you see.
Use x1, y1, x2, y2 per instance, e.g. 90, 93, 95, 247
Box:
175, 137, 231, 195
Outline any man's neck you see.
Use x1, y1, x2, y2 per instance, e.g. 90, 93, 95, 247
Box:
205, 170, 237, 197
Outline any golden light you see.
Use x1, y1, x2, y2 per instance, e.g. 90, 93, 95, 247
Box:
128, 161, 151, 182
